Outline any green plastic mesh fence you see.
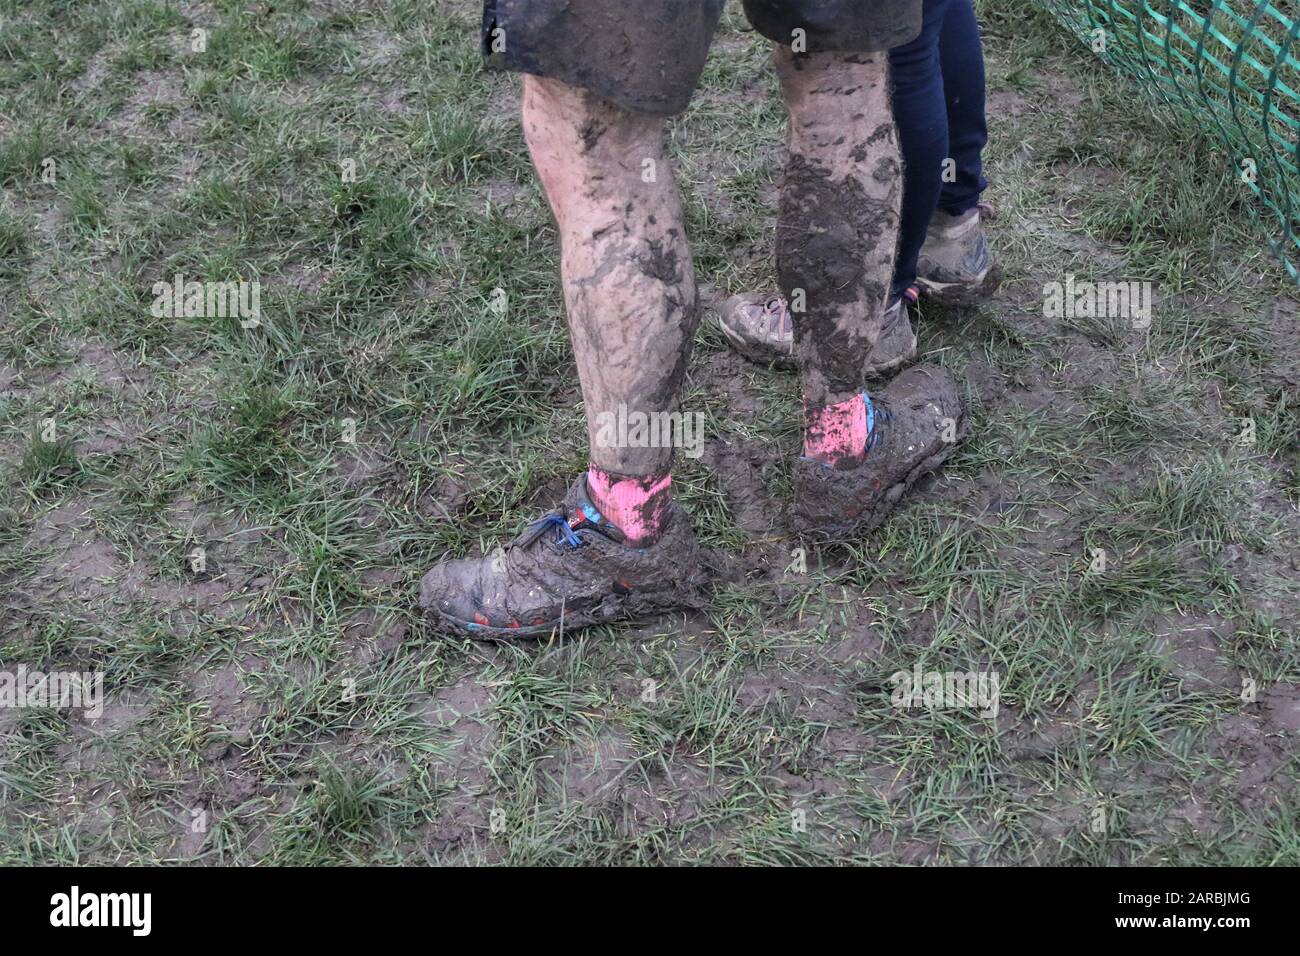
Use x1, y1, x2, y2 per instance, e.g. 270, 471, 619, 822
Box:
1035, 1, 1300, 281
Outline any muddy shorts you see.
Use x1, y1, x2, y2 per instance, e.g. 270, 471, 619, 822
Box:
482, 0, 923, 116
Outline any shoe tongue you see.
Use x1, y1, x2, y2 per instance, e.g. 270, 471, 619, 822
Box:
765, 298, 792, 334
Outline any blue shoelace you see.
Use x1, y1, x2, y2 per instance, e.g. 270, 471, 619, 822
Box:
522, 512, 585, 551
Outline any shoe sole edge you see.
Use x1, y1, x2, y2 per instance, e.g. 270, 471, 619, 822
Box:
916, 263, 1003, 307
422, 582, 708, 642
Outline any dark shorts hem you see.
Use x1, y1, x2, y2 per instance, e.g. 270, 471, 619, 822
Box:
743, 0, 923, 54
483, 0, 922, 116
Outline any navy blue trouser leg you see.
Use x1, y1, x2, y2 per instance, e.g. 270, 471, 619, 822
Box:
889, 0, 988, 295
937, 0, 989, 215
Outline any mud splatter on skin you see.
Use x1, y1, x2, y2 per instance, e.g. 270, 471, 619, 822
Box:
776, 154, 897, 401
866, 123, 894, 145
873, 157, 899, 182
778, 155, 891, 302
640, 236, 682, 285
773, 46, 901, 412
522, 67, 700, 477
579, 118, 608, 152
640, 265, 699, 422
564, 219, 698, 474
590, 222, 629, 241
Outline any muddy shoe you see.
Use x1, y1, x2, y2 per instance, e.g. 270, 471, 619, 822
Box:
862, 294, 918, 378
717, 292, 916, 378
419, 476, 708, 640
794, 365, 963, 536
916, 202, 1001, 306
717, 293, 796, 369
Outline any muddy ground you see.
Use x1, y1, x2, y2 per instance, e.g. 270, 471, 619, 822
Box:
0, 0, 1297, 863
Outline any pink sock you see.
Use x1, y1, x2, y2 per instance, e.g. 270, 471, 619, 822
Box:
803, 393, 869, 468
586, 467, 672, 547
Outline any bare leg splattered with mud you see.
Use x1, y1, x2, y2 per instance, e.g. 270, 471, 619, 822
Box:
774, 46, 902, 417
522, 75, 697, 540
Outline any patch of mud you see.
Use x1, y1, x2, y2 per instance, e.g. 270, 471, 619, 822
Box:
1260, 683, 1300, 733
104, 70, 186, 137
821, 628, 884, 664
620, 752, 724, 831
543, 729, 635, 805
194, 663, 259, 746
421, 676, 494, 733
334, 445, 393, 488
986, 89, 1030, 118
26, 501, 94, 548
960, 358, 1010, 406
1149, 613, 1238, 692
46, 538, 130, 599
1205, 701, 1296, 813
85, 691, 154, 735
420, 675, 498, 846
341, 605, 408, 661
702, 436, 782, 536
81, 417, 140, 456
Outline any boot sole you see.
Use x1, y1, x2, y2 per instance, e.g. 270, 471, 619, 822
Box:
916, 263, 1003, 308
423, 582, 707, 642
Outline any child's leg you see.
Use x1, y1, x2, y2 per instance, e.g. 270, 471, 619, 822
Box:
523, 75, 696, 544
773, 45, 901, 468
937, 0, 989, 215
888, 0, 951, 298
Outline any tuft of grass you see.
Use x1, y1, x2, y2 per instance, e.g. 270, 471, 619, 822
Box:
16, 427, 83, 497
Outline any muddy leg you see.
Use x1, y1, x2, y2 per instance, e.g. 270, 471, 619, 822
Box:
521, 75, 696, 542
774, 46, 901, 414
522, 74, 697, 479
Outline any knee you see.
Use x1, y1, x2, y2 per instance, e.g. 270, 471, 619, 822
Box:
522, 74, 666, 214
523, 74, 660, 159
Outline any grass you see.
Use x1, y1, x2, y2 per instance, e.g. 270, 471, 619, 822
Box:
0, 0, 1297, 865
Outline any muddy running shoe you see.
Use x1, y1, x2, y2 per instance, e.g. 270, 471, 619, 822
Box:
915, 202, 1001, 306
794, 365, 963, 536
717, 293, 796, 369
716, 291, 918, 378
419, 476, 707, 640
